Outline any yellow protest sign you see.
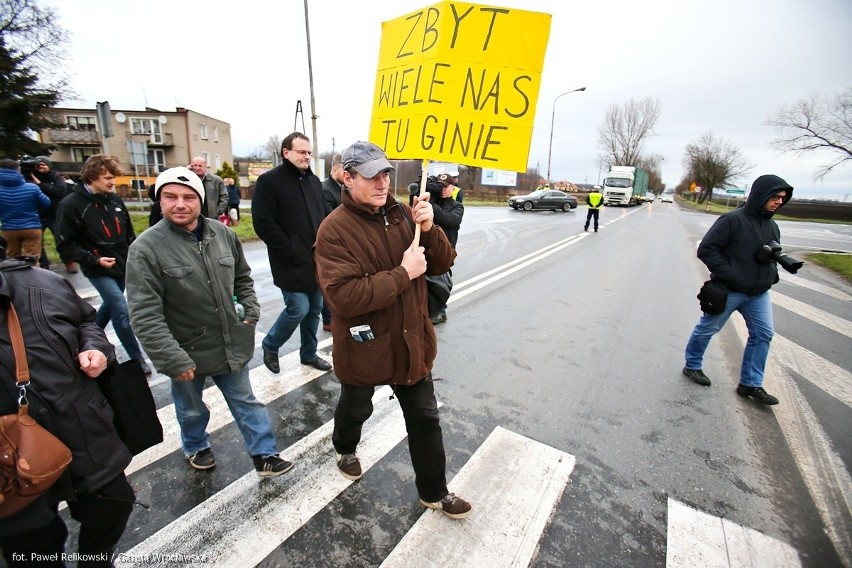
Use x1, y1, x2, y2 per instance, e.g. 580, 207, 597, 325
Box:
369, 1, 551, 173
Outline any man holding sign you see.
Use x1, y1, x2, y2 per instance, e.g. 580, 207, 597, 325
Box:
314, 141, 471, 519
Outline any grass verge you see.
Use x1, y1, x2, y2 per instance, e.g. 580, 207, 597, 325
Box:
806, 252, 852, 283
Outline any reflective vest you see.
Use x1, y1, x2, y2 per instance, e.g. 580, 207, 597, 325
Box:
587, 191, 603, 209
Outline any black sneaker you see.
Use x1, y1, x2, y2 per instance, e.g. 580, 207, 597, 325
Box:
187, 448, 216, 470
252, 454, 294, 477
336, 453, 363, 481
736, 385, 779, 405
419, 493, 472, 520
682, 367, 711, 386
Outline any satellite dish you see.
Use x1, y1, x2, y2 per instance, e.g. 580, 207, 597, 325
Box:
158, 115, 168, 124
115, 112, 126, 123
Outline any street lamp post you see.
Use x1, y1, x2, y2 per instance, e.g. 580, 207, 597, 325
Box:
546, 87, 586, 184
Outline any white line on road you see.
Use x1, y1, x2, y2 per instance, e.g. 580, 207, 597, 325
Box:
126, 337, 333, 475
116, 386, 406, 568
666, 498, 801, 567
780, 272, 852, 302
732, 317, 852, 566
381, 427, 576, 568
772, 291, 852, 337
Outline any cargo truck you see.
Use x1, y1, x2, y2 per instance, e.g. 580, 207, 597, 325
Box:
602, 166, 649, 206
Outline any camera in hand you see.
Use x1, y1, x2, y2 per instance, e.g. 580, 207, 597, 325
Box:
408, 176, 443, 206
19, 156, 39, 180
755, 240, 803, 274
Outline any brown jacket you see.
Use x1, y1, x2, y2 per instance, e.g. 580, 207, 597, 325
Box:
314, 191, 455, 387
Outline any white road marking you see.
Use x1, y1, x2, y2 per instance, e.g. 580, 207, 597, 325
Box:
381, 427, 575, 568
116, 386, 406, 568
666, 498, 801, 567
732, 317, 852, 565
780, 272, 852, 302
772, 291, 852, 337
126, 337, 334, 475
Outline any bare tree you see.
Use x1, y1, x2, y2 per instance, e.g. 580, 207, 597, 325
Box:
683, 132, 752, 204
636, 153, 666, 192
767, 88, 852, 178
597, 97, 662, 168
261, 135, 282, 162
0, 0, 70, 156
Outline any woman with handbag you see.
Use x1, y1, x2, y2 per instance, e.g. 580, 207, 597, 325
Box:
0, 257, 134, 568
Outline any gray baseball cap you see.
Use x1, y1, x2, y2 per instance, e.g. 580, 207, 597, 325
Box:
341, 141, 395, 178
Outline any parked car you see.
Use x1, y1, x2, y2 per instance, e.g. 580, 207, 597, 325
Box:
661, 194, 674, 203
508, 190, 578, 212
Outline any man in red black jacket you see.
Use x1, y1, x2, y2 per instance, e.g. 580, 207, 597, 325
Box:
55, 154, 150, 375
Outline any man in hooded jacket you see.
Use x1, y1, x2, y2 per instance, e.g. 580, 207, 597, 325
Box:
682, 174, 797, 405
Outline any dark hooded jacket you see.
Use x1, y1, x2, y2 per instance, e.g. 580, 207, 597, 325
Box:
697, 175, 793, 295
55, 184, 136, 280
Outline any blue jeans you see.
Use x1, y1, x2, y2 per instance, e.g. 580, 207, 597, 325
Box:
262, 289, 322, 361
171, 365, 277, 457
87, 275, 141, 360
684, 290, 774, 387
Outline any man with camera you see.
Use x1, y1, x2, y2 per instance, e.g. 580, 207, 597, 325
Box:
682, 174, 801, 406
25, 157, 77, 272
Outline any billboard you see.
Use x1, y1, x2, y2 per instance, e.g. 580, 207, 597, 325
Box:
369, 1, 551, 173
481, 168, 517, 187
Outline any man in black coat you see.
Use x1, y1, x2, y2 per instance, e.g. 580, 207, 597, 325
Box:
682, 174, 798, 405
0, 257, 134, 567
252, 132, 331, 374
28, 157, 76, 272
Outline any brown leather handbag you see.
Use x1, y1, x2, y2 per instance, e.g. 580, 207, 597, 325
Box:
0, 303, 72, 518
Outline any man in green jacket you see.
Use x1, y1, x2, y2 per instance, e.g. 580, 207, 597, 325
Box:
126, 167, 293, 477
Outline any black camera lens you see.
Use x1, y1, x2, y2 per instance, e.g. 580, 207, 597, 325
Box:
777, 255, 804, 274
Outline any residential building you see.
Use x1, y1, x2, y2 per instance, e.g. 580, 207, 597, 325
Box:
37, 106, 233, 198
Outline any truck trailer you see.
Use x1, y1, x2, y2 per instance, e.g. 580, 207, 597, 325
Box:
602, 166, 649, 206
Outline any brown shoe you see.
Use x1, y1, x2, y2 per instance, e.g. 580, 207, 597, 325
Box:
419, 493, 472, 519
322, 323, 332, 332
336, 453, 362, 481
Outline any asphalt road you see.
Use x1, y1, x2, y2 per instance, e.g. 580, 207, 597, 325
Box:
52, 202, 850, 567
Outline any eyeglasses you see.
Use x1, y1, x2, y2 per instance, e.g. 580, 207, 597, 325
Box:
288, 149, 312, 157
768, 195, 785, 202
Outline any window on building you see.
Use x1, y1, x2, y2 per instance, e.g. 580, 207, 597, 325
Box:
131, 118, 163, 143
66, 116, 97, 131
200, 124, 208, 140
202, 152, 210, 167
71, 147, 100, 162
214, 154, 221, 170
213, 126, 219, 142
147, 149, 166, 175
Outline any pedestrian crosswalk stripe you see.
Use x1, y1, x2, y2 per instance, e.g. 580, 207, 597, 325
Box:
116, 386, 406, 568
773, 291, 852, 338
126, 346, 333, 476
770, 332, 852, 408
381, 427, 575, 568
732, 317, 852, 563
666, 498, 801, 567
781, 273, 851, 302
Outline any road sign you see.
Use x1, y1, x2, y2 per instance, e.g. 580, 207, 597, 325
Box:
726, 188, 745, 195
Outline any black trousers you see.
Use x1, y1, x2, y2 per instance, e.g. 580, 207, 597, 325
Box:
585, 208, 600, 230
0, 473, 134, 568
332, 379, 448, 502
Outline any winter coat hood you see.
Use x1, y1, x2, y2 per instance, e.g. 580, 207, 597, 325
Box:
0, 167, 27, 188
745, 175, 793, 218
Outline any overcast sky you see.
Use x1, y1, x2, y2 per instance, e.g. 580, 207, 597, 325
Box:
52, 0, 852, 200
